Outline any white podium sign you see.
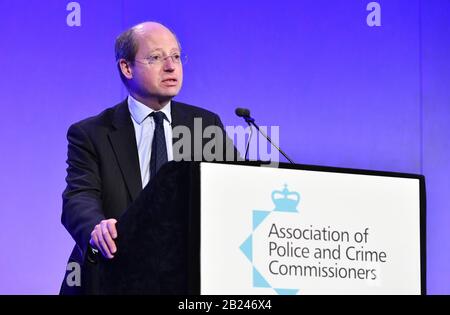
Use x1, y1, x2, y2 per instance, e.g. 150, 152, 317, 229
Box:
200, 163, 423, 295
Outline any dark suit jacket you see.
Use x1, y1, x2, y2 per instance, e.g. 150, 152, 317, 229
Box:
60, 99, 240, 294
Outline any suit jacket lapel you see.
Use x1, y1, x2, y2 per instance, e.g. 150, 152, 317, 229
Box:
171, 101, 195, 161
108, 100, 142, 201
171, 100, 192, 131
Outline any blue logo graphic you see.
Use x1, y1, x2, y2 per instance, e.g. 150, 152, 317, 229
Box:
239, 184, 301, 295
272, 184, 300, 213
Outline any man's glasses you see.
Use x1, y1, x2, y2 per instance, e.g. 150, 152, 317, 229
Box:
134, 53, 187, 65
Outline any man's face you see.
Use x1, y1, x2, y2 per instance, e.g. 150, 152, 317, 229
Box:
128, 26, 183, 104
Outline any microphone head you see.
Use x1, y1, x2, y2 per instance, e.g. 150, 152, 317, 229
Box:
235, 107, 251, 118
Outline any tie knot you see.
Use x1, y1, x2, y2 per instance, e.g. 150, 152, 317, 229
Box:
150, 111, 167, 126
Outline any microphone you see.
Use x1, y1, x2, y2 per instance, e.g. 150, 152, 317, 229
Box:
235, 108, 295, 164
235, 108, 251, 118
235, 108, 254, 160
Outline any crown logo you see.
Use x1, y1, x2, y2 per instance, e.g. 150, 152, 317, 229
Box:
271, 184, 300, 213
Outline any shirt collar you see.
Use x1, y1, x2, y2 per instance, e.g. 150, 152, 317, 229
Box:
127, 95, 172, 125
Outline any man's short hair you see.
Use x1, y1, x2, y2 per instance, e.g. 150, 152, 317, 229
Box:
114, 28, 139, 85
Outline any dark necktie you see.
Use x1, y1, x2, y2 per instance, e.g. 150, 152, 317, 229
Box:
150, 111, 168, 181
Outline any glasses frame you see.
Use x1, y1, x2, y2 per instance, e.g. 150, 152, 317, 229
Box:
133, 53, 187, 66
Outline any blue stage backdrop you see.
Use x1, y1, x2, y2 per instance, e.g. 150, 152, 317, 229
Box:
0, 0, 449, 294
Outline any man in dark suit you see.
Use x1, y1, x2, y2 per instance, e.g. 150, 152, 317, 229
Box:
60, 21, 240, 294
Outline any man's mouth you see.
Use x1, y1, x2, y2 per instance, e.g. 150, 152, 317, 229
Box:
162, 78, 178, 83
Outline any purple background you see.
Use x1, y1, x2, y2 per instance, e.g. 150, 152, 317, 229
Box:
0, 0, 449, 294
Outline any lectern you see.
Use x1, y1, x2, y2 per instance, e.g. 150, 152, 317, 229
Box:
83, 161, 425, 295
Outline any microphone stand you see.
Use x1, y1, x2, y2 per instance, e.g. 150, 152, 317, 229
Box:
242, 115, 295, 164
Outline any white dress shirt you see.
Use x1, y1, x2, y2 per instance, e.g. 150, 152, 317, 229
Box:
128, 95, 173, 188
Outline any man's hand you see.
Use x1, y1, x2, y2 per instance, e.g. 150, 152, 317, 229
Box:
89, 219, 118, 259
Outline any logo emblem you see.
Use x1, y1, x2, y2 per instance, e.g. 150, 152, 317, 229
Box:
239, 184, 301, 295
272, 184, 300, 213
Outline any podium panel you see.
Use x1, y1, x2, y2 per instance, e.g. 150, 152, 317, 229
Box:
200, 163, 425, 295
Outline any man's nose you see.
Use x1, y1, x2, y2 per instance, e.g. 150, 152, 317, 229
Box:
163, 57, 176, 71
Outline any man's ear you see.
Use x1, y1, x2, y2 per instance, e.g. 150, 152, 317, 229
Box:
119, 59, 133, 79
